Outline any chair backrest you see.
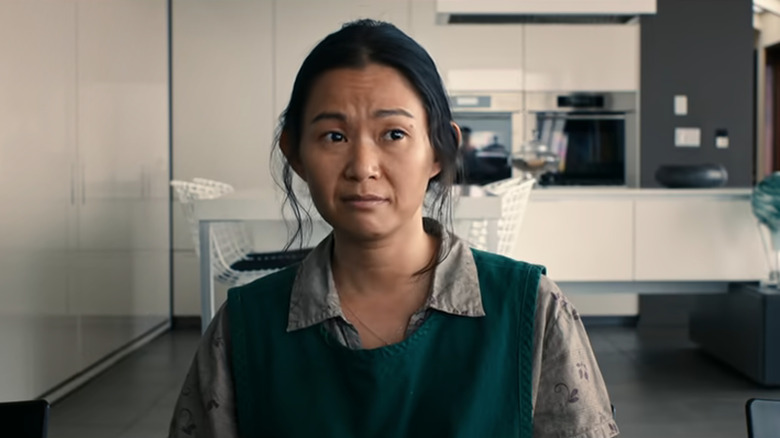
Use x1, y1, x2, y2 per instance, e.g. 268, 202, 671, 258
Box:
170, 180, 227, 253
171, 179, 255, 282
467, 177, 535, 256
0, 399, 50, 438
747, 398, 780, 438
191, 177, 235, 197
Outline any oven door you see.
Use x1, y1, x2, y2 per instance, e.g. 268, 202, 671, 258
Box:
532, 111, 626, 186
452, 111, 514, 185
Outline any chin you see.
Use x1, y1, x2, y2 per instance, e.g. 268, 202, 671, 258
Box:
333, 219, 393, 241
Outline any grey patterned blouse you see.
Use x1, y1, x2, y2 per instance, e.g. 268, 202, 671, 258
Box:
169, 221, 619, 438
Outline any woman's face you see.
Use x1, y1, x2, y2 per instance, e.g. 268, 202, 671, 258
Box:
284, 63, 441, 241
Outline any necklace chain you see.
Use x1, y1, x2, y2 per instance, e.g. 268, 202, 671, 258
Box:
340, 300, 408, 346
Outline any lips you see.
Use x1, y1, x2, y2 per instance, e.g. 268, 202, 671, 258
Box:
342, 194, 388, 202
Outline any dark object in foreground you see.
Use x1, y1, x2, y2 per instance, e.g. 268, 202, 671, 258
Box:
0, 399, 50, 438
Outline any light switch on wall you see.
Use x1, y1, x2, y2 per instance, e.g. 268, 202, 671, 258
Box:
674, 95, 688, 116
675, 127, 701, 147
715, 129, 729, 148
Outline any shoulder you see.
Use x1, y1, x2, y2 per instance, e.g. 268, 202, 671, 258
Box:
535, 274, 579, 327
471, 248, 546, 276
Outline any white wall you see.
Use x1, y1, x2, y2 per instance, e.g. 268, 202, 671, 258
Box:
171, 0, 641, 317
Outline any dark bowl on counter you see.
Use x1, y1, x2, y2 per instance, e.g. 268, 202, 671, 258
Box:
654, 163, 728, 188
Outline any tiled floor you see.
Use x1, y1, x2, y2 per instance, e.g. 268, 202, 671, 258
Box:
48, 326, 780, 438
48, 329, 200, 438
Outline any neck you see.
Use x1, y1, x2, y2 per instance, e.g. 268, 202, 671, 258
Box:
331, 218, 438, 298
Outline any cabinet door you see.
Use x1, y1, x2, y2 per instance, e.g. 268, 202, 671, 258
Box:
73, 0, 169, 365
513, 198, 634, 281
274, 0, 411, 117
76, 0, 168, 251
410, 0, 523, 91
0, 0, 79, 399
524, 24, 639, 91
635, 198, 766, 281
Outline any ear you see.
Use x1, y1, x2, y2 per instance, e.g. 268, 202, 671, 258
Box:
280, 130, 307, 181
451, 121, 462, 148
430, 122, 461, 179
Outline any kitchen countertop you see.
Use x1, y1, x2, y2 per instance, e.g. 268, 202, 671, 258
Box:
528, 186, 753, 199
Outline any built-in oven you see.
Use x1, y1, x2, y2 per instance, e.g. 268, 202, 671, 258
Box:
449, 93, 524, 186
524, 91, 638, 186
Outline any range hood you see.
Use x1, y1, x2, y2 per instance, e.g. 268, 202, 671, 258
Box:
437, 0, 656, 24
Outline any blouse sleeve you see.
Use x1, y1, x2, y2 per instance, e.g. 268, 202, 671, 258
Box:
168, 304, 239, 438
530, 275, 620, 438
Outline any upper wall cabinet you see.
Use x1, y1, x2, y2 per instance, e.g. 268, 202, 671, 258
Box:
435, 0, 656, 15
410, 0, 524, 91
273, 0, 410, 117
524, 24, 639, 92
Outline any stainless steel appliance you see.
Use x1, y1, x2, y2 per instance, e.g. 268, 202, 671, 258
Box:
524, 91, 638, 186
450, 93, 523, 185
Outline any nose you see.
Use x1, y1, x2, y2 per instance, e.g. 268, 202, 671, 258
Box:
344, 135, 380, 181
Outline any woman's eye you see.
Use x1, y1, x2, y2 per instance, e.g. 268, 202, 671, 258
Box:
324, 132, 346, 142
383, 129, 407, 141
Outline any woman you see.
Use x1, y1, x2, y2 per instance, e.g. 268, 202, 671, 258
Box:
170, 19, 618, 438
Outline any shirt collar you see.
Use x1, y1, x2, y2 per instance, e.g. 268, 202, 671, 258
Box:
286, 218, 485, 332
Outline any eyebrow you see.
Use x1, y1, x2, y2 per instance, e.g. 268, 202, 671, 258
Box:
309, 108, 414, 125
373, 108, 414, 119
310, 112, 347, 124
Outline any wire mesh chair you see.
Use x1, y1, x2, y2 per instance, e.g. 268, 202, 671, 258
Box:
171, 179, 311, 287
191, 177, 235, 197
466, 177, 535, 256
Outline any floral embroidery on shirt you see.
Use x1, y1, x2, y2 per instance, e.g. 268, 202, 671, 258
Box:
550, 291, 570, 310
554, 382, 580, 403
175, 408, 196, 436
576, 362, 589, 381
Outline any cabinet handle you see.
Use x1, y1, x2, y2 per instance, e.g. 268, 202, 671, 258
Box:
140, 168, 145, 198
145, 170, 151, 198
81, 163, 85, 205
70, 163, 76, 205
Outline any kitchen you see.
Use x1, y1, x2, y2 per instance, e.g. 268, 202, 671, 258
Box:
1, 0, 779, 437
174, 0, 761, 319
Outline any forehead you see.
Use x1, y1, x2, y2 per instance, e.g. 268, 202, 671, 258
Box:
304, 64, 425, 116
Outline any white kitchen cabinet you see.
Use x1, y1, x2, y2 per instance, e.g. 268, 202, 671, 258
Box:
76, 0, 170, 383
0, 0, 78, 400
274, 0, 411, 117
634, 197, 766, 281
0, 0, 169, 401
435, 0, 656, 15
524, 24, 639, 91
410, 0, 524, 91
76, 1, 168, 251
513, 198, 634, 281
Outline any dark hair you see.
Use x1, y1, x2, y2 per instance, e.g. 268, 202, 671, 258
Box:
272, 19, 459, 256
